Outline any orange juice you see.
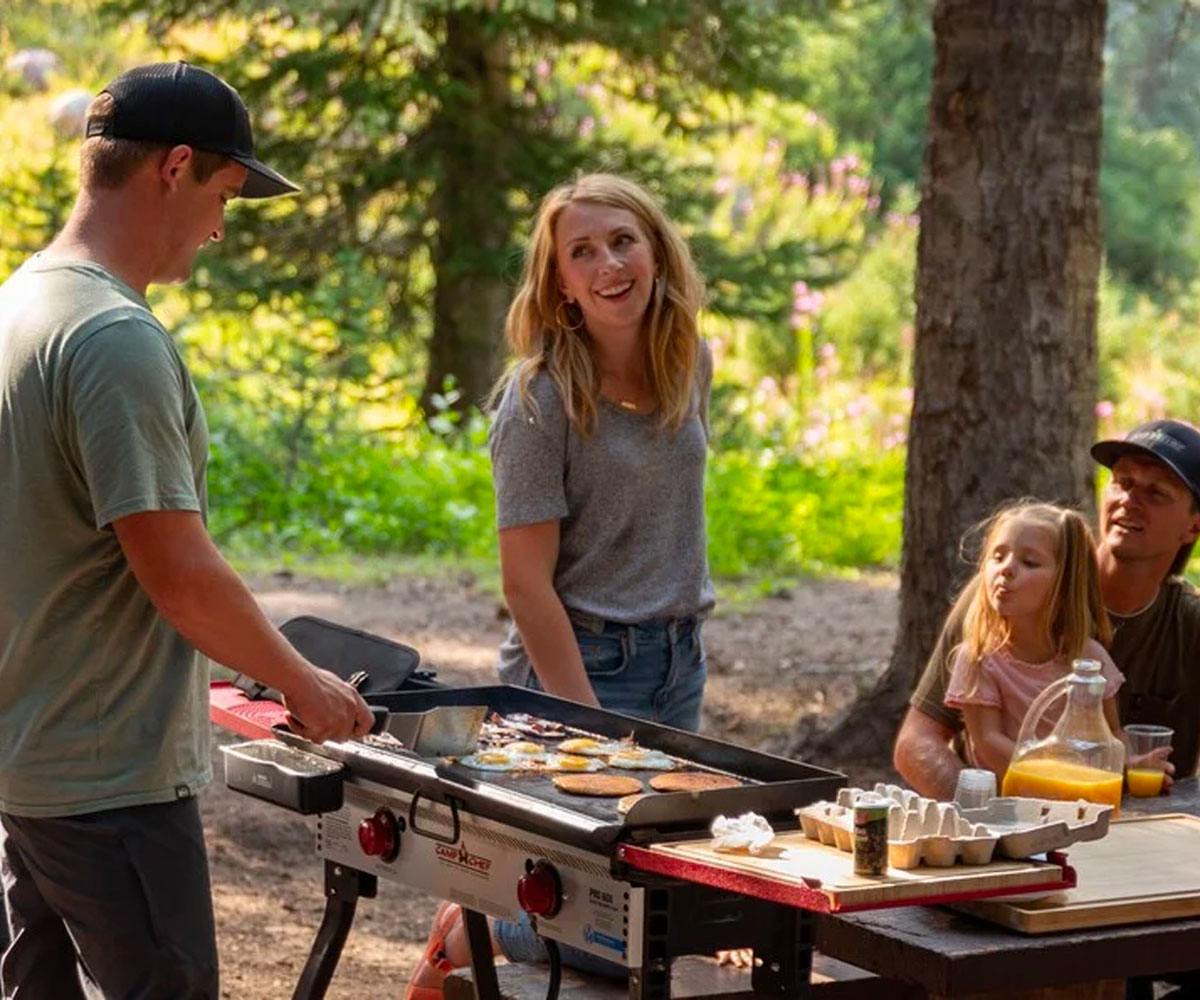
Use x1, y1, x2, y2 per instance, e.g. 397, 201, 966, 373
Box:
1125, 767, 1165, 798
1001, 758, 1123, 815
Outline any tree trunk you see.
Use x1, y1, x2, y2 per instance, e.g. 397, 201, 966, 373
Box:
800, 0, 1106, 767
422, 13, 512, 416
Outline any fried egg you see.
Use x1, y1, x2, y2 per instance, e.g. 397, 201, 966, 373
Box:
503, 741, 546, 757
607, 748, 676, 771
559, 737, 631, 757
542, 753, 607, 773
458, 750, 528, 772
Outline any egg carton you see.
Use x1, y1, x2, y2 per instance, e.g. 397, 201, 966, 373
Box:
958, 796, 1113, 859
796, 783, 998, 869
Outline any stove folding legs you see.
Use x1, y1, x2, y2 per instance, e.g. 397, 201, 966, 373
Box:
292, 861, 378, 1000
629, 879, 814, 999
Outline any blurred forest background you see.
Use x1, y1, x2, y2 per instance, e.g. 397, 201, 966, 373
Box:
3, 0, 1199, 584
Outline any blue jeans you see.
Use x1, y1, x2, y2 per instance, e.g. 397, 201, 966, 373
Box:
529, 615, 707, 731
496, 615, 706, 975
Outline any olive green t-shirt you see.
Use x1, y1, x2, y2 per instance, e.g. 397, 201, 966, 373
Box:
0, 257, 210, 817
910, 577, 1200, 777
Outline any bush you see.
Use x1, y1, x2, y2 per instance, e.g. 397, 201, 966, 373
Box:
707, 449, 904, 575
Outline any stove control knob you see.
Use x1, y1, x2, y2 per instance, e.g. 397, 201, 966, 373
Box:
358, 808, 399, 862
517, 860, 562, 918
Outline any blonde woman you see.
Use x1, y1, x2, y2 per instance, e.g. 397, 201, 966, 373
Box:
488, 171, 714, 727
404, 174, 713, 998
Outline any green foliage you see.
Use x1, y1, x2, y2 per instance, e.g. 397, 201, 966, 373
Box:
1102, 120, 1200, 294
788, 0, 933, 205
5, 0, 1200, 587
706, 449, 904, 575
818, 209, 918, 374
207, 406, 498, 556
90, 0, 860, 407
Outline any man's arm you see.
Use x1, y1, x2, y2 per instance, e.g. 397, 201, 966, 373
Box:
113, 510, 372, 743
893, 706, 965, 800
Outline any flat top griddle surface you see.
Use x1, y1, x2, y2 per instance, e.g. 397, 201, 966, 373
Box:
341, 685, 845, 844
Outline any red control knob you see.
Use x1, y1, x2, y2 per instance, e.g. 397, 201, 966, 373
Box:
517, 860, 562, 918
358, 809, 399, 861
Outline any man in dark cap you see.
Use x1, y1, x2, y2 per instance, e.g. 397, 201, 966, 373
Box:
0, 62, 373, 998
895, 418, 1200, 799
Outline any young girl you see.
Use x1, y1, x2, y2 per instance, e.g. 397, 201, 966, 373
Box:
944, 502, 1124, 777
405, 173, 713, 999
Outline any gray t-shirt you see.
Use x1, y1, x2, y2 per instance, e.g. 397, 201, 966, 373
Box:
489, 346, 716, 684
0, 257, 210, 817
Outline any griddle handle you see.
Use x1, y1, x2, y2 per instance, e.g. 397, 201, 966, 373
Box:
368, 705, 388, 735
408, 789, 461, 845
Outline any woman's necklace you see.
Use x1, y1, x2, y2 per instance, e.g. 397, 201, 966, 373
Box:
617, 399, 638, 411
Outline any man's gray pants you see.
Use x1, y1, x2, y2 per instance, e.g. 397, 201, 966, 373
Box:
0, 797, 218, 999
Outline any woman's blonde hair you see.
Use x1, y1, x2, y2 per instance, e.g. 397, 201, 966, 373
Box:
493, 173, 705, 435
959, 502, 1112, 684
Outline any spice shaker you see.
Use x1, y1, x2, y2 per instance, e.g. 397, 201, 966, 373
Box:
852, 792, 889, 876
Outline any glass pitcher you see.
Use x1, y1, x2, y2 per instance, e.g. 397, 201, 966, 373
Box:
1001, 659, 1126, 813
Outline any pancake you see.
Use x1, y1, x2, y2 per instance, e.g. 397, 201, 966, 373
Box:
552, 774, 643, 797
649, 772, 742, 792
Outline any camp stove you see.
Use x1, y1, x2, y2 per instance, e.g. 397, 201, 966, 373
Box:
214, 681, 846, 1000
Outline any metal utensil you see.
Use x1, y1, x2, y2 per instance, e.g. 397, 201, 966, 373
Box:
368, 704, 487, 757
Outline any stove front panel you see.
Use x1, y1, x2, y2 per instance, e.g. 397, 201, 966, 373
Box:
317, 778, 643, 967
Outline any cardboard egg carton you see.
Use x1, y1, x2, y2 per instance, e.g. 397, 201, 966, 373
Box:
958, 796, 1113, 859
796, 783, 998, 869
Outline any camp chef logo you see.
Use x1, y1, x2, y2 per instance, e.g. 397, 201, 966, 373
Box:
435, 842, 493, 876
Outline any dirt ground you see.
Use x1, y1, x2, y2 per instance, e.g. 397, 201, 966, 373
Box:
204, 570, 899, 998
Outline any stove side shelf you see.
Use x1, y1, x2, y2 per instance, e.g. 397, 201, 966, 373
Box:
616, 839, 1077, 914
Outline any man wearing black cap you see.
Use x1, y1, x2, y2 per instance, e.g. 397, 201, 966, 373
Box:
895, 418, 1200, 800
0, 63, 372, 998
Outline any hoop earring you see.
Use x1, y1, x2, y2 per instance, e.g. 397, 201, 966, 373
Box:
555, 298, 586, 333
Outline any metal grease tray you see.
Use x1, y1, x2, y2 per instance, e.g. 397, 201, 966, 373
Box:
223, 740, 345, 815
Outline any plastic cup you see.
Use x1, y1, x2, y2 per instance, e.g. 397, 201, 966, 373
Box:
1124, 724, 1174, 797
954, 768, 997, 810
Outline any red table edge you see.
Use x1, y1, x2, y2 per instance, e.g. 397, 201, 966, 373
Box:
210, 680, 286, 740
616, 844, 1076, 915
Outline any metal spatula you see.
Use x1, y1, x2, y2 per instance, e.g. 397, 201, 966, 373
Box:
368, 704, 487, 756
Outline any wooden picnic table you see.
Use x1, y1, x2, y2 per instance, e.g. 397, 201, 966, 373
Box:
812, 778, 1200, 1000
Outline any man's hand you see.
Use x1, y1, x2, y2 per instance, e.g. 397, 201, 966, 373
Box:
283, 667, 374, 744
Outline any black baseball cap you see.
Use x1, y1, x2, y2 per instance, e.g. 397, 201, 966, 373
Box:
84, 61, 298, 199
1091, 419, 1200, 504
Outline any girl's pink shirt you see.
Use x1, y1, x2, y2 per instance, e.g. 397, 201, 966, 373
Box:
944, 638, 1124, 741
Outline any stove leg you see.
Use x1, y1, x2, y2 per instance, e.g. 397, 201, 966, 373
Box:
629, 887, 672, 1000
461, 908, 502, 1000
291, 860, 377, 1000
750, 905, 813, 996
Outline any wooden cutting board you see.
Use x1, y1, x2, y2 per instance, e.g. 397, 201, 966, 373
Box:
954, 813, 1200, 933
639, 828, 1068, 910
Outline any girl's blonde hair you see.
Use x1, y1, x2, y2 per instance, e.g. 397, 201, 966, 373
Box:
959, 502, 1112, 680
493, 173, 705, 436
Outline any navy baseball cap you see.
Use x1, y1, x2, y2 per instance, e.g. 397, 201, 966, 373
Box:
84, 61, 298, 199
1091, 419, 1200, 504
